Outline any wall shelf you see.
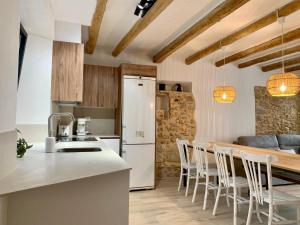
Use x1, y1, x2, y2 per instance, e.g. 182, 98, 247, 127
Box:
156, 80, 192, 93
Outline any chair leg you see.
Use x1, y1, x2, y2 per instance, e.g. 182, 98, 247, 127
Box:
233, 187, 237, 225
185, 168, 190, 197
192, 173, 199, 203
268, 203, 273, 225
226, 188, 230, 207
203, 175, 209, 210
274, 205, 279, 213
256, 201, 263, 223
212, 184, 222, 216
246, 195, 253, 225
238, 187, 242, 212
178, 168, 183, 191
213, 175, 217, 198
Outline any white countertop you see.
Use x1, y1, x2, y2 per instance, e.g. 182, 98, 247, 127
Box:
0, 141, 130, 196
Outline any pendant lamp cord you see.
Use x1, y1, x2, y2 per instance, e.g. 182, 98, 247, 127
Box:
220, 41, 226, 86
277, 10, 285, 74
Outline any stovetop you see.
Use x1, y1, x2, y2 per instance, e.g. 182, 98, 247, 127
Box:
56, 137, 98, 142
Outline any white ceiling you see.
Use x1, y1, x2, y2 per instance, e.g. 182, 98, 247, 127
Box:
20, 0, 96, 38
21, 0, 300, 67
21, 0, 55, 38
49, 0, 96, 26
98, 0, 220, 51
96, 0, 300, 66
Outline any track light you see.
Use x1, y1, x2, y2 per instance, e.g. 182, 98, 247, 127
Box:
134, 0, 156, 17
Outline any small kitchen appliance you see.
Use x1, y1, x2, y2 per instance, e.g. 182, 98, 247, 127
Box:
58, 125, 71, 137
76, 117, 91, 136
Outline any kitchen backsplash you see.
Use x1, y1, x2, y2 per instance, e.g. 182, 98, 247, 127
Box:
58, 106, 116, 135
86, 119, 115, 135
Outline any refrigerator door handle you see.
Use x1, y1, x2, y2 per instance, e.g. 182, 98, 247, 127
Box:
122, 149, 127, 159
122, 125, 127, 144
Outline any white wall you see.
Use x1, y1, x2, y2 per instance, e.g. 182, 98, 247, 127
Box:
0, 0, 19, 133
85, 48, 270, 143
16, 20, 82, 142
0, 0, 19, 224
55, 21, 82, 43
0, 0, 19, 177
158, 56, 270, 142
17, 34, 53, 125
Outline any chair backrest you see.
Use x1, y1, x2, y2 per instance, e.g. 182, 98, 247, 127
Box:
240, 151, 278, 205
213, 145, 236, 188
176, 139, 190, 167
193, 141, 209, 177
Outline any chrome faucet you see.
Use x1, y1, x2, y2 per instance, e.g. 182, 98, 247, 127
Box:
48, 113, 75, 137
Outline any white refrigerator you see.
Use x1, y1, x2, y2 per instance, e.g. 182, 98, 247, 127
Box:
122, 75, 156, 190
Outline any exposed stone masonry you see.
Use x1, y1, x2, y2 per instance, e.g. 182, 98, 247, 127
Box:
156, 91, 196, 179
255, 86, 300, 135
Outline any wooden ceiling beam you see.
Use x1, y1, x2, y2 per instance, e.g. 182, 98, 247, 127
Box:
285, 65, 300, 72
185, 0, 300, 65
112, 0, 173, 57
152, 0, 250, 63
215, 28, 300, 67
85, 0, 108, 54
238, 44, 300, 68
261, 56, 300, 72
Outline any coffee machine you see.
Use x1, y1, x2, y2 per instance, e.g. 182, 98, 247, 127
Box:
76, 117, 91, 136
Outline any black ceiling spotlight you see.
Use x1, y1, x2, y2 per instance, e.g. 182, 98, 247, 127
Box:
134, 0, 156, 18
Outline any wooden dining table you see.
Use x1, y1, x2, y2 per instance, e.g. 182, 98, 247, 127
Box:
187, 142, 300, 185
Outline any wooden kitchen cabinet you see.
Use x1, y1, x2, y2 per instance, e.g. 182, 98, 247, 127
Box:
119, 63, 157, 77
81, 65, 119, 108
81, 65, 99, 107
51, 41, 84, 102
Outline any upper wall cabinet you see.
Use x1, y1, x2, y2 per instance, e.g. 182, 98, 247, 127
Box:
81, 65, 119, 108
119, 63, 157, 77
51, 41, 84, 102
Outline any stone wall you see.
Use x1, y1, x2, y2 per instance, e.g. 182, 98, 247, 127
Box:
156, 91, 196, 179
255, 86, 300, 135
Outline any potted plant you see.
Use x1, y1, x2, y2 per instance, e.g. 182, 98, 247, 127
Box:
16, 129, 33, 158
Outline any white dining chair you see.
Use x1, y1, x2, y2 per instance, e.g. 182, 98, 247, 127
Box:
241, 151, 300, 225
212, 145, 249, 225
192, 142, 219, 210
176, 139, 196, 197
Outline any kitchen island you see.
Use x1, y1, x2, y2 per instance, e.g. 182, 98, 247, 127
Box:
0, 141, 130, 225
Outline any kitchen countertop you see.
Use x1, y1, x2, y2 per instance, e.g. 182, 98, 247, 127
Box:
0, 141, 130, 196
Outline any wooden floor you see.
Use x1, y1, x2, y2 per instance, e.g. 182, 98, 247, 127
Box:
129, 178, 300, 225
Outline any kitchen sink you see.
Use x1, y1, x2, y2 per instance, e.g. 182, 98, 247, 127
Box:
57, 147, 102, 153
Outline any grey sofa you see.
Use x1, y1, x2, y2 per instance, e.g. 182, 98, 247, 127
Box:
237, 134, 300, 154
236, 134, 300, 186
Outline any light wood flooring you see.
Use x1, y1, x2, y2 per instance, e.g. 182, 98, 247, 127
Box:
129, 178, 300, 225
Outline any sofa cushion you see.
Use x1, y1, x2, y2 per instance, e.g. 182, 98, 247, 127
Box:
277, 134, 300, 154
237, 135, 280, 150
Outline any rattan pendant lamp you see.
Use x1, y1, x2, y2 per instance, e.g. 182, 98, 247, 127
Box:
266, 16, 300, 97
213, 44, 236, 103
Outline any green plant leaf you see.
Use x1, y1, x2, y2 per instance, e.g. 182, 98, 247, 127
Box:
16, 128, 22, 134
17, 137, 33, 158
